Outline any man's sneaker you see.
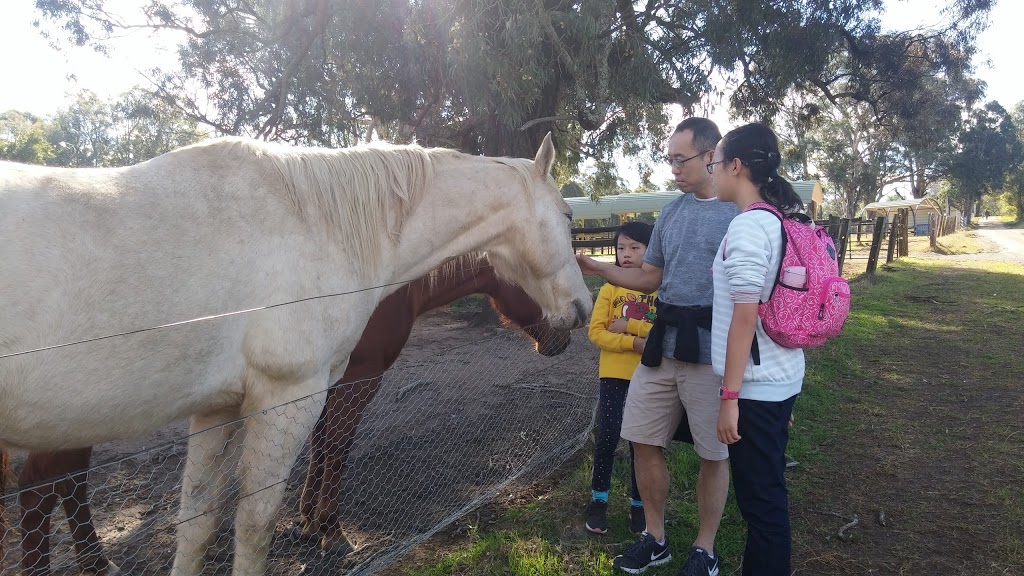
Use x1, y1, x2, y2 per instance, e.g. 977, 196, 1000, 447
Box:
585, 499, 609, 534
678, 546, 719, 576
612, 531, 671, 574
628, 505, 646, 534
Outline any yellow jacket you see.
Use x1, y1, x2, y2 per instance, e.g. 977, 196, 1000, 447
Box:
588, 283, 657, 380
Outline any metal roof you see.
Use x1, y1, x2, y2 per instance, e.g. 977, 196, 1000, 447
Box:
565, 180, 823, 220
792, 180, 823, 205
864, 197, 942, 212
566, 191, 684, 220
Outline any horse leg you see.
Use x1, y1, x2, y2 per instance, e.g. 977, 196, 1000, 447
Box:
54, 447, 118, 575
1, 448, 10, 567
230, 379, 326, 576
294, 396, 330, 541
316, 375, 382, 555
170, 410, 243, 576
19, 475, 59, 576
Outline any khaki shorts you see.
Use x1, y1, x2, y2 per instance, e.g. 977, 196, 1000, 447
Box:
620, 358, 728, 461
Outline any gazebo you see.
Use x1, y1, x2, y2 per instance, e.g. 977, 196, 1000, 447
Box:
863, 197, 944, 235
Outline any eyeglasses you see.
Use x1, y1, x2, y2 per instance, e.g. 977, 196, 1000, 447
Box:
664, 150, 710, 169
706, 159, 729, 174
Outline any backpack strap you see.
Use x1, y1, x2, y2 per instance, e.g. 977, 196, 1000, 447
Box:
741, 203, 788, 300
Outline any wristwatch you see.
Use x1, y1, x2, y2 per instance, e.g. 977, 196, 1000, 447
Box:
719, 386, 740, 400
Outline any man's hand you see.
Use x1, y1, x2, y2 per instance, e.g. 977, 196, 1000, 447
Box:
575, 254, 605, 276
608, 318, 628, 333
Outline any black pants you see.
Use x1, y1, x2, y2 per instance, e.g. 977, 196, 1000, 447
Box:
729, 394, 798, 576
590, 378, 640, 501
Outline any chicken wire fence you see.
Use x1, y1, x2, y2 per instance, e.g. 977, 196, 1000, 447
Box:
1, 324, 598, 575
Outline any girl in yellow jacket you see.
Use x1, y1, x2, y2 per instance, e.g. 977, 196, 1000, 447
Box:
586, 221, 657, 535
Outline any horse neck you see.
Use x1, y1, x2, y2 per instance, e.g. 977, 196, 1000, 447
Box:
391, 155, 529, 284
410, 257, 500, 316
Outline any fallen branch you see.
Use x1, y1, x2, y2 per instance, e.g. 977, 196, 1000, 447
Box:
837, 515, 860, 541
396, 380, 431, 401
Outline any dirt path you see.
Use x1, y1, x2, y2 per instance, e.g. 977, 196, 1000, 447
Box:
791, 260, 1024, 575
972, 219, 1024, 262
916, 220, 1024, 263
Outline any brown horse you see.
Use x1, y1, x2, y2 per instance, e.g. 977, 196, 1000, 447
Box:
6, 253, 569, 574
291, 253, 570, 554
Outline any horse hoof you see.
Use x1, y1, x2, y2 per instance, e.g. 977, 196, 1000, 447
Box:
321, 534, 353, 558
83, 560, 121, 576
281, 525, 320, 546
299, 542, 353, 575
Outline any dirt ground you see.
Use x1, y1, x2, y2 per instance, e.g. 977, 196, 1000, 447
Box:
1, 306, 599, 575
788, 237, 1024, 575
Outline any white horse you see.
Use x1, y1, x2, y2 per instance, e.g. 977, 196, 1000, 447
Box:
0, 134, 591, 575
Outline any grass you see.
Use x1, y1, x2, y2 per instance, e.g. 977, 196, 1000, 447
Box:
931, 229, 998, 255
406, 235, 1024, 575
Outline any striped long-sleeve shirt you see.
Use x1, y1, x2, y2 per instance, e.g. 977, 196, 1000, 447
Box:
711, 209, 804, 401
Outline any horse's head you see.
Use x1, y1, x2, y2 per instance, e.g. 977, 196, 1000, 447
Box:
486, 278, 571, 357
482, 134, 592, 331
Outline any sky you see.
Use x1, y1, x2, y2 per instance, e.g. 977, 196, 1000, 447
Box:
1, 0, 1021, 188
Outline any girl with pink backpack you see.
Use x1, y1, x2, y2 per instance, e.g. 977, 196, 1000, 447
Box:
706, 123, 826, 575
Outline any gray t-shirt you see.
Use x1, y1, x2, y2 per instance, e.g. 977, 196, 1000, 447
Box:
644, 194, 738, 364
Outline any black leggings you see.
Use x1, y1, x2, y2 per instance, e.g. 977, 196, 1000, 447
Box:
590, 378, 641, 501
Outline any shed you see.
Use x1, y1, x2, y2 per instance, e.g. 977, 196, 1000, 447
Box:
863, 197, 944, 235
791, 180, 824, 218
565, 191, 683, 220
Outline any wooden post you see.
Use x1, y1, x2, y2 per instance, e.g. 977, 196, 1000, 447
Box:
866, 216, 886, 274
900, 209, 910, 257
929, 214, 937, 248
827, 215, 841, 243
836, 218, 851, 275
886, 212, 900, 264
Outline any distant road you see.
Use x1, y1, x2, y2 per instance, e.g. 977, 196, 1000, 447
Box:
972, 220, 1024, 263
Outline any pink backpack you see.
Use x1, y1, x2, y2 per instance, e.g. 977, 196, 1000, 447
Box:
744, 202, 851, 348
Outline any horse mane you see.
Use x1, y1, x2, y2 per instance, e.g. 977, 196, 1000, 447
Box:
178, 137, 538, 279
206, 138, 465, 276
422, 252, 490, 290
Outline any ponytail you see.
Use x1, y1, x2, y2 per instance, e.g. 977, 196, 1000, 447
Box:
721, 124, 804, 214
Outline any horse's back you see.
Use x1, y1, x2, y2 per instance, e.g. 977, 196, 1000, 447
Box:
0, 143, 351, 449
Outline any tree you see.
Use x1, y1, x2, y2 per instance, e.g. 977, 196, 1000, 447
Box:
581, 160, 627, 201
0, 111, 55, 165
46, 90, 114, 167
793, 97, 908, 217
559, 182, 585, 198
32, 0, 993, 181
1003, 101, 1024, 221
945, 101, 1023, 221
108, 88, 206, 167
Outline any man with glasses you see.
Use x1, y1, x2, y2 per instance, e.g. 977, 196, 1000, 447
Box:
577, 118, 736, 575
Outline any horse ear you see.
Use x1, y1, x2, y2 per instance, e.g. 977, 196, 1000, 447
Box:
533, 132, 555, 177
